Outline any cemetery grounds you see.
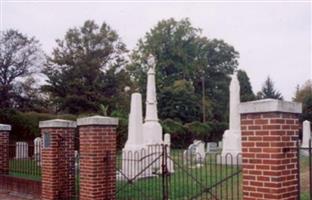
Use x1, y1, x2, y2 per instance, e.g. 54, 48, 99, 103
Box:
8, 148, 311, 200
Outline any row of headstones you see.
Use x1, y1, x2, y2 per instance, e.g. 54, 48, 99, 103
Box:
15, 138, 79, 167
14, 137, 42, 159
183, 140, 222, 166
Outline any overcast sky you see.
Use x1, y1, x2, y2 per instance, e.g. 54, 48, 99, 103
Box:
1, 0, 311, 100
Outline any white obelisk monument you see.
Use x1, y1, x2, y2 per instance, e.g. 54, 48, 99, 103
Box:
143, 55, 163, 145
220, 72, 241, 163
124, 93, 144, 149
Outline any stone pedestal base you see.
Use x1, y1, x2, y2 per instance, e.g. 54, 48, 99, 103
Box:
121, 146, 156, 180
218, 130, 242, 165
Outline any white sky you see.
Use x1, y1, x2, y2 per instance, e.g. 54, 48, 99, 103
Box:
1, 0, 311, 100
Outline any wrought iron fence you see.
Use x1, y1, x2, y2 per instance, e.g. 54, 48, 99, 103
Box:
74, 149, 80, 200
116, 144, 242, 200
298, 139, 312, 200
9, 142, 41, 180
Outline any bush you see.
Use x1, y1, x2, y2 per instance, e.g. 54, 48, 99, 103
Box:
0, 109, 76, 142
162, 119, 188, 148
184, 121, 212, 143
207, 121, 228, 142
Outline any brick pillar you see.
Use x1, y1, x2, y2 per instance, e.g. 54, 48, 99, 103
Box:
39, 119, 76, 200
240, 99, 302, 200
78, 115, 118, 200
0, 124, 11, 175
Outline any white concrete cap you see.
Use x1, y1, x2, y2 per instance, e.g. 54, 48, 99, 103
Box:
77, 115, 119, 126
39, 119, 77, 128
239, 99, 302, 114
0, 124, 11, 131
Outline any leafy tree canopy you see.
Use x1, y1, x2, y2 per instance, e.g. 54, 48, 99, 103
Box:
293, 80, 312, 122
0, 29, 44, 109
42, 20, 131, 114
128, 18, 239, 122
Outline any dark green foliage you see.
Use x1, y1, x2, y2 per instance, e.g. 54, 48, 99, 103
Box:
0, 109, 76, 141
184, 121, 211, 143
257, 76, 283, 100
128, 18, 239, 123
293, 80, 312, 122
162, 119, 188, 148
301, 95, 312, 122
158, 80, 201, 123
237, 69, 255, 102
43, 20, 131, 114
207, 121, 228, 142
111, 110, 129, 149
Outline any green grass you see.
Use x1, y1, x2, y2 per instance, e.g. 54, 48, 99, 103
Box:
9, 159, 41, 181
8, 151, 311, 199
116, 150, 242, 199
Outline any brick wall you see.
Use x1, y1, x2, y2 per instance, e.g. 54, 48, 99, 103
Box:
0, 175, 41, 197
0, 125, 10, 175
78, 116, 118, 200
39, 120, 76, 200
240, 99, 301, 200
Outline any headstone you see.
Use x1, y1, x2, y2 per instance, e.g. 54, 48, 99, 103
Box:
164, 133, 174, 173
218, 141, 223, 149
207, 142, 218, 153
15, 142, 28, 159
34, 137, 42, 165
220, 72, 241, 164
301, 120, 311, 156
183, 140, 205, 167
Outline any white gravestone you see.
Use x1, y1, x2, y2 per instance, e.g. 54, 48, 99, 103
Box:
301, 120, 311, 156
183, 140, 206, 167
220, 72, 242, 164
207, 142, 219, 153
16, 142, 28, 159
218, 141, 223, 149
34, 137, 42, 165
164, 133, 174, 173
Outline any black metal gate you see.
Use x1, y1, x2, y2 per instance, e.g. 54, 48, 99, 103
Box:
116, 144, 242, 200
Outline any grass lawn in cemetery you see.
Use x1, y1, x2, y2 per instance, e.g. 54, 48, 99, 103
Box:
9, 159, 41, 181
116, 149, 241, 199
8, 151, 311, 199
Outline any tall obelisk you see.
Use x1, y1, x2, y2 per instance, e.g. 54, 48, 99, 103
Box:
143, 55, 163, 144
220, 72, 241, 164
124, 93, 144, 149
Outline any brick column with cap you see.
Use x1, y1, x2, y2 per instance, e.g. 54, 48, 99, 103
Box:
77, 115, 118, 200
240, 99, 302, 200
0, 124, 11, 175
39, 119, 76, 200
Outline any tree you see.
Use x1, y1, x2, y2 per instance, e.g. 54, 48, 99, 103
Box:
0, 29, 44, 108
237, 69, 255, 102
128, 18, 239, 123
13, 77, 47, 112
293, 80, 312, 122
42, 20, 130, 114
158, 80, 201, 123
257, 76, 283, 100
